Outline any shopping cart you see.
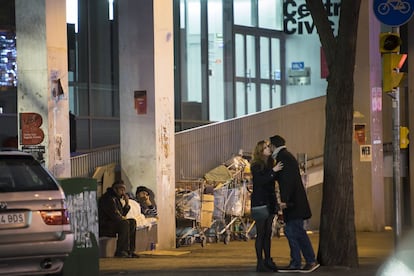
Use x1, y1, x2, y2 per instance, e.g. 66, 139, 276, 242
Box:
212, 179, 251, 244
208, 155, 252, 244
175, 179, 213, 247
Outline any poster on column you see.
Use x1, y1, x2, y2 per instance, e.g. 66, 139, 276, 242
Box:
21, 145, 46, 165
20, 112, 46, 164
20, 112, 44, 145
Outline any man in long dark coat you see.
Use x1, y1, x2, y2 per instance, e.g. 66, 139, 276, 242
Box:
99, 180, 138, 258
270, 135, 319, 273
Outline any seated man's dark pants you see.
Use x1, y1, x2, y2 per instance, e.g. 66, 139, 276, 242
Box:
101, 218, 136, 255
117, 218, 137, 254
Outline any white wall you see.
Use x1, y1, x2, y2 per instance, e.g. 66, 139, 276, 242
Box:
284, 0, 340, 103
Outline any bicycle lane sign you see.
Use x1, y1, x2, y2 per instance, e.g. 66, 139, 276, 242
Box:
374, 0, 414, 26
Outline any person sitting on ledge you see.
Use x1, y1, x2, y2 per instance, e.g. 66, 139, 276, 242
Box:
135, 186, 158, 218
98, 180, 139, 258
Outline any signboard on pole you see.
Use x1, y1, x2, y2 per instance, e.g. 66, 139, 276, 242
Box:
373, 0, 413, 246
373, 0, 414, 26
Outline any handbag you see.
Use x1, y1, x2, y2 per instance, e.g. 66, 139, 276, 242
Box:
250, 205, 269, 221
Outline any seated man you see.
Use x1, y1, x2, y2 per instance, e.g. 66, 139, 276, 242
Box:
135, 186, 158, 218
98, 180, 139, 258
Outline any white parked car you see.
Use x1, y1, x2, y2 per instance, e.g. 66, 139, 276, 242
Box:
0, 150, 74, 275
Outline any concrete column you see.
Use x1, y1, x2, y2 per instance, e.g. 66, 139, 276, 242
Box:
15, 0, 70, 177
353, 0, 385, 231
118, 0, 175, 249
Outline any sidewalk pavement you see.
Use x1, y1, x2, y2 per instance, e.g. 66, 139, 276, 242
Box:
99, 230, 396, 275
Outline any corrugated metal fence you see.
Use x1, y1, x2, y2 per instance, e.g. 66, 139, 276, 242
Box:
70, 97, 326, 180
70, 145, 120, 177
175, 97, 326, 180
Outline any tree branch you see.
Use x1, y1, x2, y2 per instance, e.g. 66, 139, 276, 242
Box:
305, 0, 336, 65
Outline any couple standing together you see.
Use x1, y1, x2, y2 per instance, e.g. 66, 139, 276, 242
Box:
250, 135, 320, 273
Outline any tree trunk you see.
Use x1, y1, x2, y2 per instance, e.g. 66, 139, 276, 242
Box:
305, 0, 361, 267
318, 68, 358, 267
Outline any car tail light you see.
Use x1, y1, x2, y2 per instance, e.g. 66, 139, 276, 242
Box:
40, 209, 70, 225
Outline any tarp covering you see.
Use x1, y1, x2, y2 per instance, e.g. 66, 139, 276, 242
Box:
204, 164, 232, 183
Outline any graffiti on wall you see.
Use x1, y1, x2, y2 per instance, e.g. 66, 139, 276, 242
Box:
66, 191, 99, 248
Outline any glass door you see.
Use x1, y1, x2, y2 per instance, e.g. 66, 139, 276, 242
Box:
234, 27, 283, 117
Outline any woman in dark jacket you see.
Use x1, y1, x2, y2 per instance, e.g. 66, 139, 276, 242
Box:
250, 140, 283, 272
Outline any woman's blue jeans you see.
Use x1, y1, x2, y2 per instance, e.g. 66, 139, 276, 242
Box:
283, 219, 316, 267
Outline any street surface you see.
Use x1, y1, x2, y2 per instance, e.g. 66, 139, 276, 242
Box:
99, 231, 396, 275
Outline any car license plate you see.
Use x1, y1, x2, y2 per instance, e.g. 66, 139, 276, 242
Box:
0, 212, 25, 225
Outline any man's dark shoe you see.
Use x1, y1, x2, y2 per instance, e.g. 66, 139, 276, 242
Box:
129, 252, 140, 258
264, 258, 278, 272
277, 264, 301, 273
114, 251, 130, 258
299, 262, 320, 273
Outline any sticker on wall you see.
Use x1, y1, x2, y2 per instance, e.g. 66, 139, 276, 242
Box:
21, 145, 45, 165
360, 145, 372, 162
52, 79, 65, 100
354, 124, 366, 145
288, 62, 310, 85
134, 90, 147, 115
50, 70, 66, 103
371, 87, 382, 112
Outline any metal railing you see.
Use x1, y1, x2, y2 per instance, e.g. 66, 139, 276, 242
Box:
70, 145, 120, 177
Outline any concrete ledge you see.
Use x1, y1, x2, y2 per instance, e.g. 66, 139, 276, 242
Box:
135, 223, 158, 252
99, 236, 117, 258
99, 223, 158, 258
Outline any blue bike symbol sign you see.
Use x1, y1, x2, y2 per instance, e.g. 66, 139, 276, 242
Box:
374, 0, 414, 26
378, 0, 411, 15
